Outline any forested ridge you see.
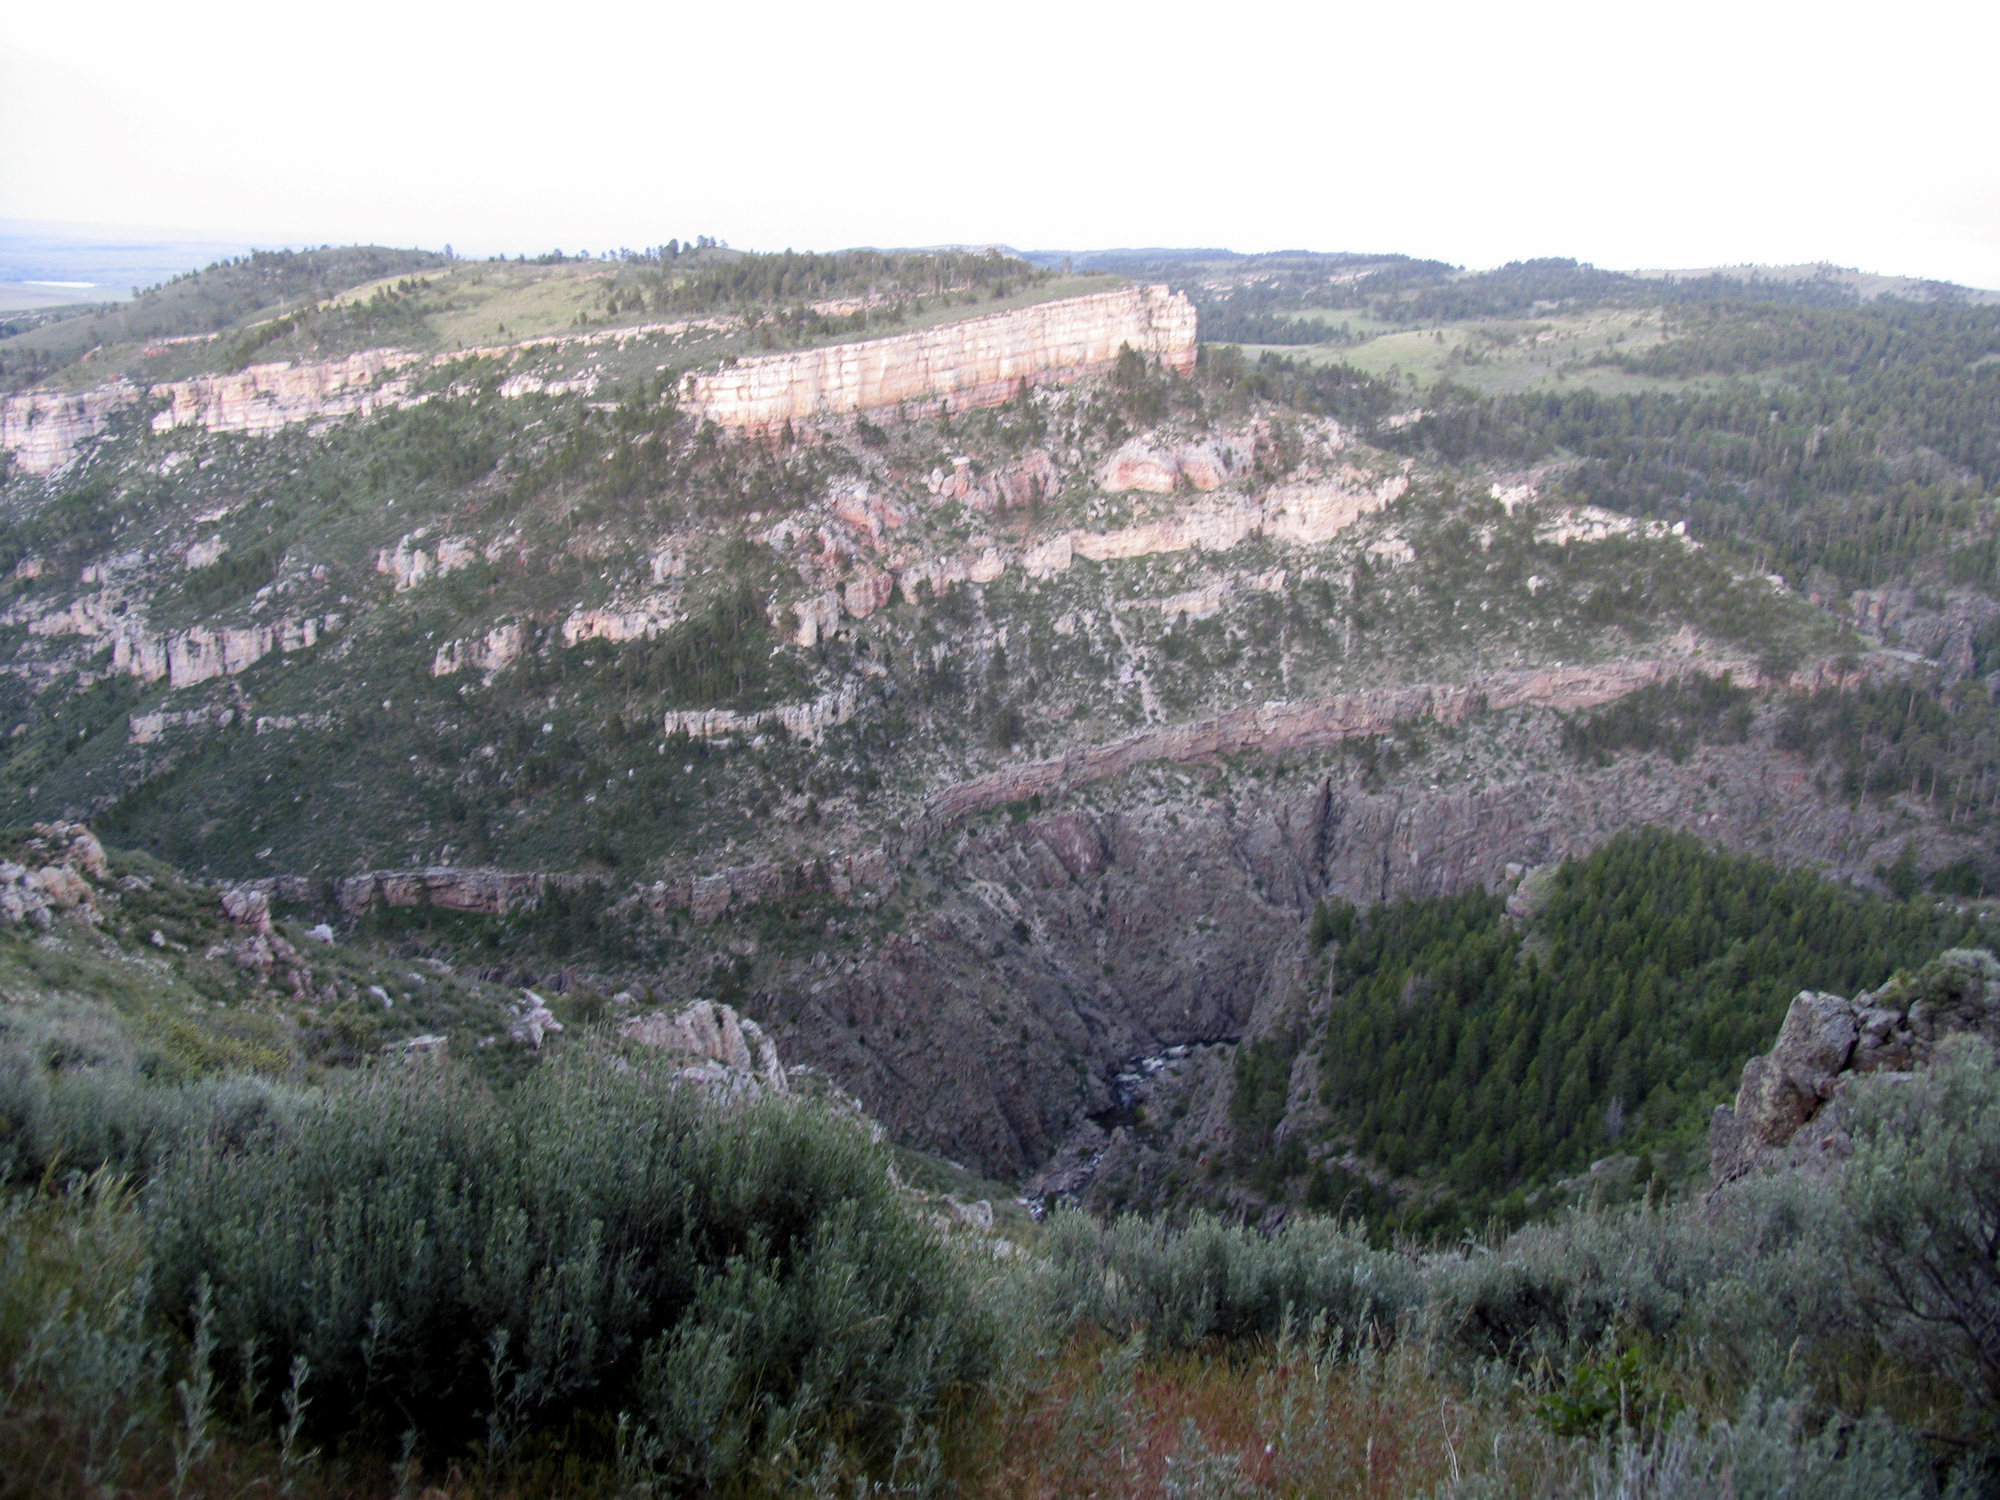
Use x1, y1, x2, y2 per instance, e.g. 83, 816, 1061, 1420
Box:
1235, 830, 1985, 1237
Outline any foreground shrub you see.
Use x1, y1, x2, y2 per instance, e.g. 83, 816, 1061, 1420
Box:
1041, 1210, 1424, 1350
0, 1011, 284, 1188
143, 1047, 995, 1488
1841, 1034, 2000, 1425
1523, 1395, 1957, 1500
1423, 1174, 1855, 1380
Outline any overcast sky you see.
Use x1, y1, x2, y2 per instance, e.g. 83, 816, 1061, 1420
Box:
5, 0, 1997, 287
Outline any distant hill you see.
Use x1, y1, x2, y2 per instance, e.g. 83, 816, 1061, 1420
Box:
0, 218, 289, 311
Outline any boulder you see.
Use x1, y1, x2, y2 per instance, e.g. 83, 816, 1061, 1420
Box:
509, 991, 564, 1049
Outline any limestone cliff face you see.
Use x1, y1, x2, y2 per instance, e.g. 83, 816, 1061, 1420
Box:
5, 582, 339, 690
0, 384, 142, 475
680, 286, 1198, 430
151, 351, 422, 439
1, 353, 422, 472
661, 684, 863, 745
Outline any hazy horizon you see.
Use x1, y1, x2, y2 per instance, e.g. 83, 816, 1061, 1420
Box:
4, 214, 1994, 316
5, 0, 1995, 291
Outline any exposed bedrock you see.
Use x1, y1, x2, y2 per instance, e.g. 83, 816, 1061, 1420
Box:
756, 729, 1944, 1180
680, 285, 1198, 430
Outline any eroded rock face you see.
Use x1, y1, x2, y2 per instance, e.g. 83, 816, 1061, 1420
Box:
906, 655, 1795, 846
151, 351, 422, 439
0, 383, 142, 475
1708, 950, 2000, 1184
680, 286, 1198, 430
1098, 437, 1252, 494
337, 867, 556, 916
621, 999, 788, 1094
660, 684, 862, 745
431, 622, 526, 680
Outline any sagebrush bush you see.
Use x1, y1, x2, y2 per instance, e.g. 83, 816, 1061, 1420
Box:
1041, 1210, 1424, 1350
0, 1179, 166, 1498
0, 1020, 284, 1189
141, 1045, 996, 1488
1517, 1394, 1958, 1500
1423, 1174, 1855, 1380
1840, 1034, 2000, 1423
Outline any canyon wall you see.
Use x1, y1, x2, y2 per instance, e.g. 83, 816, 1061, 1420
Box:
759, 679, 1918, 1179
680, 285, 1198, 430
902, 653, 1824, 847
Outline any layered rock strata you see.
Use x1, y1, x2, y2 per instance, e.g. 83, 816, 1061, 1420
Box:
661, 684, 863, 745
151, 350, 422, 439
904, 654, 1820, 847
9, 588, 341, 690
2, 286, 1194, 472
0, 383, 142, 474
788, 467, 1408, 645
332, 846, 899, 925
680, 286, 1197, 430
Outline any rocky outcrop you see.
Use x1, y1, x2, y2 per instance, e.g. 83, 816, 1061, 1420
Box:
151, 350, 423, 439
662, 684, 863, 744
431, 622, 526, 680
509, 991, 564, 1049
680, 286, 1197, 430
336, 866, 561, 917
1099, 436, 1253, 494
927, 450, 1061, 512
376, 532, 478, 592
639, 847, 898, 923
1829, 584, 2000, 685
0, 822, 108, 929
105, 614, 341, 688
13, 589, 340, 689
333, 845, 899, 927
782, 465, 1408, 643
563, 595, 683, 647
0, 383, 142, 475
621, 999, 789, 1094
1708, 949, 2000, 1185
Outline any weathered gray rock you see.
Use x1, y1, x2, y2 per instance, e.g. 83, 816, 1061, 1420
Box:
0, 822, 110, 928
509, 990, 564, 1049
220, 886, 274, 935
1710, 950, 2000, 1185
620, 999, 788, 1095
